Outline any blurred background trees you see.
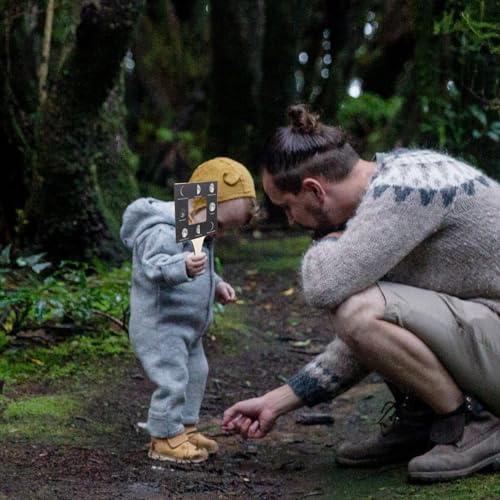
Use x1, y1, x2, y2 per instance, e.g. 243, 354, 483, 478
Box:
1, 0, 499, 262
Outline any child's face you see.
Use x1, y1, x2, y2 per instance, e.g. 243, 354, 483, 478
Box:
215, 198, 253, 236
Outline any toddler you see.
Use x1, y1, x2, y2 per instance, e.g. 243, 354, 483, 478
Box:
120, 158, 256, 463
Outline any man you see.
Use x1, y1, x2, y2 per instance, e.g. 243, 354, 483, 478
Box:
222, 104, 500, 482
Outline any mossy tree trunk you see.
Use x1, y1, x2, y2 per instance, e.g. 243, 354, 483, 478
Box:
29, 1, 144, 262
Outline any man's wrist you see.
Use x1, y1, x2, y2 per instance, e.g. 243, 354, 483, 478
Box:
264, 384, 303, 417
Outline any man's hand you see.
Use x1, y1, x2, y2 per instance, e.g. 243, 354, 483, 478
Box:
222, 385, 303, 439
216, 281, 236, 304
324, 230, 344, 239
186, 252, 207, 277
222, 395, 279, 439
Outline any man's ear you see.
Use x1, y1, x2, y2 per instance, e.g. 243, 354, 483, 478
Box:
302, 177, 325, 202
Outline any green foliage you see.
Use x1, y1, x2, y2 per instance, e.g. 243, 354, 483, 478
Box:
136, 120, 204, 172
338, 93, 403, 155
0, 246, 131, 340
418, 92, 500, 153
434, 5, 500, 54
411, 0, 500, 169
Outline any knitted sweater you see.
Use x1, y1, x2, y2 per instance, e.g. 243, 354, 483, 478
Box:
289, 149, 500, 405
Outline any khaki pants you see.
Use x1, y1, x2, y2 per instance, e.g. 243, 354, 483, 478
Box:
377, 281, 500, 416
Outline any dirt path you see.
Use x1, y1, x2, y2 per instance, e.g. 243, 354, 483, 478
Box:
1, 234, 498, 499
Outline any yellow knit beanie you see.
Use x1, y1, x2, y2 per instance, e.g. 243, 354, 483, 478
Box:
189, 157, 256, 214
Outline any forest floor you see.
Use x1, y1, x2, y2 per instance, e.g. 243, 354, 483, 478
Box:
1, 232, 500, 499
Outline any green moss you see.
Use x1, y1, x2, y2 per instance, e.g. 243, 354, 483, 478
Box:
0, 394, 78, 442
4, 394, 76, 419
0, 392, 117, 444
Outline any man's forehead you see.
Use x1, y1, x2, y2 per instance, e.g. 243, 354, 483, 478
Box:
262, 170, 281, 196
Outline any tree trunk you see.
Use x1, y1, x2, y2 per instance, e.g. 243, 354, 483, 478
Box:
259, 0, 302, 146
29, 0, 144, 262
319, 0, 365, 118
257, 0, 305, 226
0, 1, 39, 249
207, 0, 264, 166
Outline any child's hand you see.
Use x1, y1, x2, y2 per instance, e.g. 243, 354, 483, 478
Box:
186, 252, 207, 277
216, 281, 236, 304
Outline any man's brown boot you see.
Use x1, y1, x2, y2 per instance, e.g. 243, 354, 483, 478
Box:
149, 431, 209, 463
185, 425, 219, 455
408, 399, 500, 482
336, 391, 435, 467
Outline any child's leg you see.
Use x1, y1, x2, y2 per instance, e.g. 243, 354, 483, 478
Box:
182, 337, 209, 425
138, 333, 190, 438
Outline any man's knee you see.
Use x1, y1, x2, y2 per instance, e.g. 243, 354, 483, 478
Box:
333, 285, 385, 346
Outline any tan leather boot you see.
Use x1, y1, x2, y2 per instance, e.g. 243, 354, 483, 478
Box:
408, 403, 500, 482
185, 425, 219, 455
336, 393, 435, 467
149, 431, 208, 463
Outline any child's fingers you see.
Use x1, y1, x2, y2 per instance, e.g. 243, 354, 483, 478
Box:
191, 252, 207, 261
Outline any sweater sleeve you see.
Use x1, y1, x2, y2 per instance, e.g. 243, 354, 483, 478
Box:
288, 337, 369, 406
213, 273, 223, 287
301, 187, 450, 308
136, 226, 192, 286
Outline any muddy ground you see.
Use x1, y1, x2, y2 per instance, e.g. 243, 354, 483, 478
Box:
1, 233, 499, 499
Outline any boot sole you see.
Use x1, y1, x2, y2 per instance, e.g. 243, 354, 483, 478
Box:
408, 453, 500, 482
336, 454, 414, 467
148, 450, 208, 464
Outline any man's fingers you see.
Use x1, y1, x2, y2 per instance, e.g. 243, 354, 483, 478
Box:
239, 417, 253, 438
222, 407, 244, 428
248, 420, 260, 438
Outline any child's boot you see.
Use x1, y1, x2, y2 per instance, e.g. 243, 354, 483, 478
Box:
185, 425, 219, 454
149, 431, 208, 463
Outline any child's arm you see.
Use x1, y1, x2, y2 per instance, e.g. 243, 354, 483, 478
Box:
137, 226, 195, 286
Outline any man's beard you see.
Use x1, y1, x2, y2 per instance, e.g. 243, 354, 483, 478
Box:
308, 205, 347, 240
290, 205, 345, 238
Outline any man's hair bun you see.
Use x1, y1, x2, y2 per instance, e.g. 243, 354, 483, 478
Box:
287, 103, 320, 134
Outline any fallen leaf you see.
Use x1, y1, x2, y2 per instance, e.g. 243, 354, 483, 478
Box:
282, 287, 295, 296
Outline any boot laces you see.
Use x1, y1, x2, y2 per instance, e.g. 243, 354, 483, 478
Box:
378, 401, 401, 435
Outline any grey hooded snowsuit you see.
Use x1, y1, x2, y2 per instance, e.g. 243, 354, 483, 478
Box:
121, 197, 222, 437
